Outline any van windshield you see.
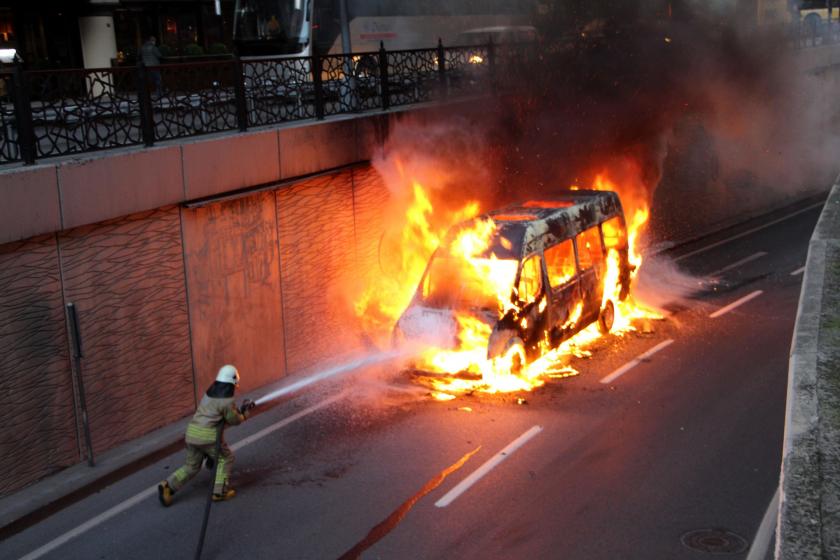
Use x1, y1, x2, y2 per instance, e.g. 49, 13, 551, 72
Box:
421, 255, 519, 311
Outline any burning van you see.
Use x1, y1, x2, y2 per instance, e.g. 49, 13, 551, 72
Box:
393, 190, 633, 378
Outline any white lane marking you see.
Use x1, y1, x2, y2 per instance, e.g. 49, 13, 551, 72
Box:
708, 290, 764, 319
17, 392, 347, 560
673, 201, 825, 262
18, 488, 156, 560
790, 265, 806, 276
599, 339, 675, 385
708, 251, 767, 276
435, 425, 543, 508
745, 487, 780, 560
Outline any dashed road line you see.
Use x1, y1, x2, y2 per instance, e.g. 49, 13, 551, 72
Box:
790, 265, 806, 276
435, 425, 543, 508
709, 290, 764, 319
599, 339, 675, 385
709, 251, 767, 276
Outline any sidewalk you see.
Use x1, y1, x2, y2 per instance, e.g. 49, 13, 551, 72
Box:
777, 182, 840, 559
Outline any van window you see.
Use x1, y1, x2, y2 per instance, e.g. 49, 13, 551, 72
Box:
545, 240, 576, 288
601, 216, 627, 251
576, 227, 604, 270
517, 255, 542, 304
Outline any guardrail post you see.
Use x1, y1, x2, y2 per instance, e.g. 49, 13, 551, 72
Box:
312, 53, 325, 119
136, 62, 155, 147
11, 63, 36, 165
378, 41, 390, 110
437, 38, 447, 98
233, 57, 248, 132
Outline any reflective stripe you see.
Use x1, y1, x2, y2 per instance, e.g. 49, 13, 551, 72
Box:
186, 424, 218, 442
173, 468, 189, 482
215, 457, 227, 484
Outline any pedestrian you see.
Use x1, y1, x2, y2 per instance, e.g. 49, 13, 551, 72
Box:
158, 365, 255, 506
140, 35, 163, 96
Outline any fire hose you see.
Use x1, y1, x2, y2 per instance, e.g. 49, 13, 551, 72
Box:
193, 421, 222, 560
194, 399, 256, 560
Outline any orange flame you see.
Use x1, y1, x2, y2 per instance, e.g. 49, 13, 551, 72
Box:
356, 168, 661, 399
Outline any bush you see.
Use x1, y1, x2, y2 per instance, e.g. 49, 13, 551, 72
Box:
184, 43, 205, 56
207, 42, 229, 55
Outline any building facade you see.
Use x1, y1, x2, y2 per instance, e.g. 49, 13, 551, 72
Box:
0, 0, 234, 69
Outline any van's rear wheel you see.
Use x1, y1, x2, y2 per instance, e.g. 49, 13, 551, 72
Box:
598, 300, 615, 334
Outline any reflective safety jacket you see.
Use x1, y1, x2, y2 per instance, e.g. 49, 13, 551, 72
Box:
185, 382, 245, 445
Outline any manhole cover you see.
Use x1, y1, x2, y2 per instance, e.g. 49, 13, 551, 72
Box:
680, 529, 748, 554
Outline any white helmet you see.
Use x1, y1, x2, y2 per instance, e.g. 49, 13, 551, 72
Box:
216, 364, 240, 386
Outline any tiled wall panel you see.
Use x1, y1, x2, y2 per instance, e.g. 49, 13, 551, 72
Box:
181, 192, 286, 396
351, 166, 392, 287
0, 235, 78, 496
277, 171, 361, 373
58, 207, 194, 455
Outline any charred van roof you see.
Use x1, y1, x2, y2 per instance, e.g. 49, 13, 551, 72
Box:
449, 190, 624, 260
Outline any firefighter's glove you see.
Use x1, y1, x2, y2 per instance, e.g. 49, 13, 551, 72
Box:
239, 398, 256, 418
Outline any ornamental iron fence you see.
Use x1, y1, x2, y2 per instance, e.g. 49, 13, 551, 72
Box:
0, 40, 517, 165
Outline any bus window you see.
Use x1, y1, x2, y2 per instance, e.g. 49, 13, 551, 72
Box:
601, 216, 627, 251
576, 227, 604, 270
517, 255, 542, 304
545, 240, 576, 288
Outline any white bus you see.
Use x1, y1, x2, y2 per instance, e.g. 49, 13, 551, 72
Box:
232, 0, 536, 58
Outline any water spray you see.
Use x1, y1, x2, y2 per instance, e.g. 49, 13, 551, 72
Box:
254, 350, 404, 407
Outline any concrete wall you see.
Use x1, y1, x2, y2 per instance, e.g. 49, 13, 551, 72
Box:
0, 112, 397, 248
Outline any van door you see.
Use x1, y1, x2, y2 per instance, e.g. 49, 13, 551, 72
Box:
544, 239, 581, 341
515, 254, 548, 351
575, 226, 606, 322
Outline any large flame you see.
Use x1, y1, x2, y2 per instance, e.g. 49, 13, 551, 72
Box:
355, 168, 661, 399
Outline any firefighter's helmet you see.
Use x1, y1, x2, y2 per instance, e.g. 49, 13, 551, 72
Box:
216, 365, 240, 386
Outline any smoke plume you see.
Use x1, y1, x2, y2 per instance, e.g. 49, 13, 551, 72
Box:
377, 0, 835, 243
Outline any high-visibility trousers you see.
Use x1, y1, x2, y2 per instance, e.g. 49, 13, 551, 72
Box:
166, 441, 234, 495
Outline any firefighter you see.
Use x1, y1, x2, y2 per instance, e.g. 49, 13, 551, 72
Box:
158, 365, 254, 506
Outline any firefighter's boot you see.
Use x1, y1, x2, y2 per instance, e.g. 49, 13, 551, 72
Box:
158, 481, 174, 507
212, 488, 236, 502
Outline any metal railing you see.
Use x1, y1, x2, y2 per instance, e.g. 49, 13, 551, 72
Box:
0, 40, 517, 165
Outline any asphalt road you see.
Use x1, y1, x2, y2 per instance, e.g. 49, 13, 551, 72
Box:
4, 199, 823, 560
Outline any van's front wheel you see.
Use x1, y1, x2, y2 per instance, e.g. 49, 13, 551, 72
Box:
487, 330, 527, 377
598, 300, 615, 334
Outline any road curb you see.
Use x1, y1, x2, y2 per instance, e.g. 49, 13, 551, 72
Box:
776, 182, 840, 559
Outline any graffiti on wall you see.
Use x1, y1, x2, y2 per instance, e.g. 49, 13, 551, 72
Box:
182, 192, 287, 396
